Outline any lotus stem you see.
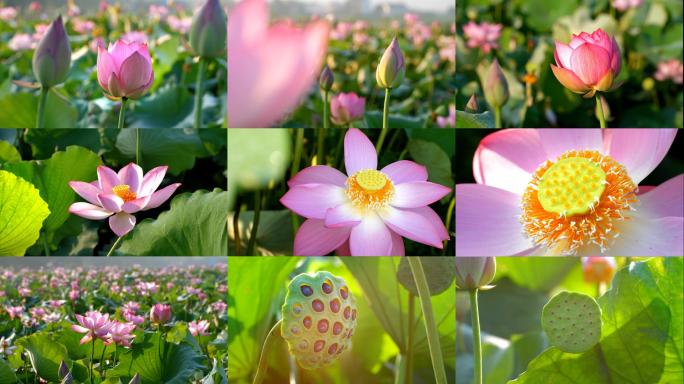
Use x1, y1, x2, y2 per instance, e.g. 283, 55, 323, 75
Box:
36, 87, 49, 129
106, 236, 124, 257
407, 258, 447, 384
595, 94, 606, 128
118, 97, 127, 129
376, 88, 391, 153
469, 289, 483, 384
135, 128, 141, 166
494, 106, 502, 129
246, 189, 262, 255
253, 319, 282, 384
194, 57, 207, 128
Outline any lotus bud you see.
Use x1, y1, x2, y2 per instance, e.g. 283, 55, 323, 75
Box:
319, 65, 334, 91
129, 374, 141, 384
149, 303, 171, 324
376, 36, 405, 89
455, 257, 496, 290
483, 59, 509, 109
465, 94, 479, 113
581, 257, 616, 284
32, 15, 71, 88
189, 0, 227, 58
58, 360, 70, 380
595, 95, 612, 122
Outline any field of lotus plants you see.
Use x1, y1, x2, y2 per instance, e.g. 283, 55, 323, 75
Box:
456, 0, 683, 128
0, 0, 226, 128
0, 261, 227, 383
456, 256, 683, 383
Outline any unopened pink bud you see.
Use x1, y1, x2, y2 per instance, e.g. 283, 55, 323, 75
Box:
32, 15, 71, 88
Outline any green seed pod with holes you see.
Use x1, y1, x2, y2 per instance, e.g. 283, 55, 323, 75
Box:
281, 271, 357, 369
541, 291, 601, 353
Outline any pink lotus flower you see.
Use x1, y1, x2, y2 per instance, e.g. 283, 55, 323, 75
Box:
123, 311, 144, 325
150, 304, 171, 324
612, 0, 643, 11
8, 34, 34, 51
68, 163, 181, 237
228, 0, 329, 127
550, 28, 621, 98
97, 40, 154, 100
105, 321, 136, 347
5, 306, 24, 320
330, 92, 365, 126
167, 15, 192, 34
0, 7, 17, 21
281, 128, 451, 256
654, 59, 683, 84
582, 257, 616, 283
462, 21, 501, 54
71, 311, 113, 344
28, 2, 42, 13
456, 129, 683, 256
120, 31, 149, 44
188, 320, 210, 337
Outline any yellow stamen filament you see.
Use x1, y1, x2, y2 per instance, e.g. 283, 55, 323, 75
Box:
346, 169, 394, 210
520, 150, 637, 255
112, 184, 137, 202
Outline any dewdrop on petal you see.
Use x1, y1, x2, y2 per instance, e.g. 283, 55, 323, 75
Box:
281, 271, 357, 369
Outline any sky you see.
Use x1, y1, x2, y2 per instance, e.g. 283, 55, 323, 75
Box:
269, 0, 453, 13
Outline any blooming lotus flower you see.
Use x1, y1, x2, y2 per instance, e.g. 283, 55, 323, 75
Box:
654, 59, 683, 84
330, 92, 365, 126
71, 311, 112, 344
581, 257, 616, 283
188, 320, 210, 337
189, 0, 227, 58
456, 129, 683, 256
0, 335, 17, 356
376, 37, 405, 89
123, 311, 144, 325
455, 257, 496, 289
551, 28, 622, 98
68, 163, 181, 237
612, 0, 643, 11
32, 15, 71, 88
105, 321, 136, 347
97, 40, 154, 100
281, 128, 451, 256
5, 306, 23, 320
167, 15, 193, 34
150, 304, 171, 324
0, 7, 17, 21
462, 21, 501, 54
228, 0, 329, 127
8, 34, 34, 51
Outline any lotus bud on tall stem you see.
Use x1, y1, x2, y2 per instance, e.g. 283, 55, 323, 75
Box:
33, 15, 71, 128
376, 37, 405, 153
483, 59, 509, 129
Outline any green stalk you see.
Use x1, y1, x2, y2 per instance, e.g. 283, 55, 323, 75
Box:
469, 289, 483, 384
394, 354, 407, 384
233, 199, 242, 256
253, 320, 282, 384
90, 339, 95, 384
494, 106, 502, 129
135, 128, 141, 166
406, 292, 415, 384
100, 343, 107, 378
106, 236, 124, 257
595, 94, 606, 128
376, 88, 391, 153
194, 57, 207, 128
317, 90, 329, 165
246, 189, 262, 256
407, 258, 447, 384
290, 129, 305, 236
41, 234, 50, 256
36, 87, 49, 128
118, 97, 128, 129
443, 196, 455, 254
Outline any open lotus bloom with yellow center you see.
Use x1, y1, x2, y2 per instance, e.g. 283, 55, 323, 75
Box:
456, 129, 683, 256
281, 128, 451, 256
68, 163, 181, 237
551, 28, 622, 98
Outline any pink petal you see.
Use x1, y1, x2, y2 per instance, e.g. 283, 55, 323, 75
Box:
380, 207, 444, 248
79, 334, 93, 345
98, 194, 123, 213
607, 216, 683, 256
455, 184, 535, 256
122, 195, 152, 214
537, 128, 604, 161
604, 128, 677, 184
569, 43, 611, 86
389, 230, 405, 256
406, 206, 450, 241
144, 183, 181, 210
280, 184, 347, 219
109, 40, 139, 69
139, 166, 168, 197
69, 202, 112, 220
109, 212, 136, 237
71, 324, 90, 334
349, 213, 393, 256
637, 174, 683, 219
106, 72, 123, 98
344, 128, 377, 175
335, 240, 351, 256
554, 41, 573, 69
473, 129, 548, 195
568, 35, 586, 49
550, 64, 591, 94
69, 181, 102, 205
97, 165, 121, 193
117, 163, 143, 194
391, 181, 452, 208
118, 51, 153, 95
294, 218, 352, 256
324, 203, 362, 227
380, 160, 428, 184
288, 165, 348, 188
96, 47, 116, 89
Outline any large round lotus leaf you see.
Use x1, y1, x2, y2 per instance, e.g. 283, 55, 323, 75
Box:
0, 170, 50, 256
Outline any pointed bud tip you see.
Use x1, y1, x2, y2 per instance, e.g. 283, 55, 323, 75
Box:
465, 94, 479, 113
